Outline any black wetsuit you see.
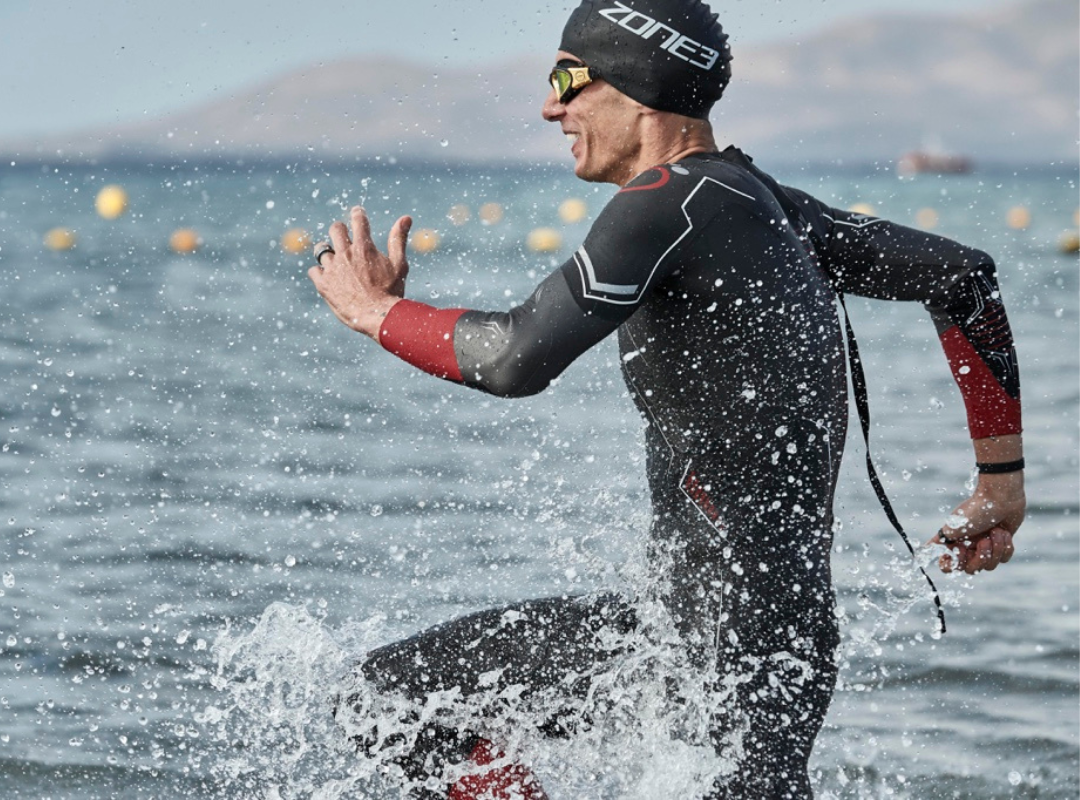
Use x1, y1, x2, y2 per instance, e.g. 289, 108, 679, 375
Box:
340, 147, 1020, 799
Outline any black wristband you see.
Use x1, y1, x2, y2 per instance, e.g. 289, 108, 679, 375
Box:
976, 458, 1025, 474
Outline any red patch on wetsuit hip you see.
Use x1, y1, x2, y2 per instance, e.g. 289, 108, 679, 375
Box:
682, 469, 724, 527
447, 738, 548, 800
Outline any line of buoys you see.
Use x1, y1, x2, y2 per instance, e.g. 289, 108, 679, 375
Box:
38, 192, 1079, 259
95, 185, 129, 220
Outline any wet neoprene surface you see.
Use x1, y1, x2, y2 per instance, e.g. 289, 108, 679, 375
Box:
359, 146, 1020, 798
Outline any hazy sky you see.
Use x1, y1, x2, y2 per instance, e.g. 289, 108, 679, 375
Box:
3, 0, 1013, 139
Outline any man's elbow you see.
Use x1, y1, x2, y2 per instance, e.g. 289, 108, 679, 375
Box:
466, 351, 559, 398
477, 367, 552, 399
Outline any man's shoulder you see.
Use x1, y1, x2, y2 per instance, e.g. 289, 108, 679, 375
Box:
617, 151, 771, 211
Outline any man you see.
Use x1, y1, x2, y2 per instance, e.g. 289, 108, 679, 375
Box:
308, 1, 1026, 797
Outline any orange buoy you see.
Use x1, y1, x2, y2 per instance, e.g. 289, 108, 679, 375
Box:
1006, 206, 1031, 230
95, 185, 129, 220
558, 198, 588, 223
281, 228, 311, 254
170, 228, 201, 254
479, 202, 504, 226
411, 228, 441, 253
526, 227, 562, 253
43, 227, 76, 250
447, 204, 471, 226
915, 208, 939, 229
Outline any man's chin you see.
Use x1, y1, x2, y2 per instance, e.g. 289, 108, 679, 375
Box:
572, 162, 604, 184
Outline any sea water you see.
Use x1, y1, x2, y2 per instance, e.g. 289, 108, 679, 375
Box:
0, 157, 1077, 798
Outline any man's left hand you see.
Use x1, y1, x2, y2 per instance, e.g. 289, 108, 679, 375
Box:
930, 471, 1025, 575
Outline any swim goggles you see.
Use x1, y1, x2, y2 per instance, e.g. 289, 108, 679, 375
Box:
549, 61, 598, 105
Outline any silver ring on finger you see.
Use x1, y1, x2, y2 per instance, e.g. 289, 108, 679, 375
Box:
314, 244, 335, 266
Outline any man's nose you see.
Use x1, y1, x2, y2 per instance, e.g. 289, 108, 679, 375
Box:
541, 88, 565, 122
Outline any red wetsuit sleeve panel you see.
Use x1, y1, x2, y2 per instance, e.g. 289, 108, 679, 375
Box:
379, 299, 466, 382
939, 325, 1022, 439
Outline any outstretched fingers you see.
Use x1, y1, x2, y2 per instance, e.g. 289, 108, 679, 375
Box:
388, 215, 413, 269
329, 221, 351, 255
350, 206, 376, 254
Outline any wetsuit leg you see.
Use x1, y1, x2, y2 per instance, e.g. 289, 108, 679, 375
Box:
336, 594, 636, 798
704, 596, 838, 800
650, 450, 840, 800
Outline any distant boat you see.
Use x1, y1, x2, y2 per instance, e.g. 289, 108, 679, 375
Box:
897, 150, 973, 176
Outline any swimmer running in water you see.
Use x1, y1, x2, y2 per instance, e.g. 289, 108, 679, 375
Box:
308, 1, 1025, 797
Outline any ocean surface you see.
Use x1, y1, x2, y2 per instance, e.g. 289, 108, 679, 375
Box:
1, 155, 1077, 799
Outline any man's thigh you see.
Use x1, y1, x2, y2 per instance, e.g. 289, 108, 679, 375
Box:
360, 593, 637, 702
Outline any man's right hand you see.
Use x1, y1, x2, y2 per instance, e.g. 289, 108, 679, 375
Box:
308, 206, 412, 341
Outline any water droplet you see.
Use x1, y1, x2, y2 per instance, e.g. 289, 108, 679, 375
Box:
439, 139, 450, 148
2, 572, 13, 589
1008, 771, 1023, 786
370, 505, 384, 517
284, 555, 297, 568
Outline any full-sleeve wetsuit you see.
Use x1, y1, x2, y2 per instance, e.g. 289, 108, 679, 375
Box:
338, 146, 1021, 799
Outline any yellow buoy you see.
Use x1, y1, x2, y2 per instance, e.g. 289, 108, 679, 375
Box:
281, 228, 311, 254
479, 202, 504, 226
558, 198, 588, 224
1006, 206, 1031, 230
411, 228, 441, 254
527, 227, 562, 253
447, 204, 471, 226
848, 203, 876, 217
43, 227, 76, 251
95, 184, 129, 220
170, 228, 201, 254
915, 208, 939, 229
1060, 231, 1080, 255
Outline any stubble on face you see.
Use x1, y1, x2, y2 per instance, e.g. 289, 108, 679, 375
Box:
570, 87, 645, 186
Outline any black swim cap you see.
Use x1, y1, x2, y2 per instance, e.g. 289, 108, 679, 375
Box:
560, 0, 732, 119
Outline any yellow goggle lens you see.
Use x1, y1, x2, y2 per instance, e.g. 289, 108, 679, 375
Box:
549, 65, 593, 104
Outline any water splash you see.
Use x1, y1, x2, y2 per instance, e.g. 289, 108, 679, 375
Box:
197, 603, 374, 798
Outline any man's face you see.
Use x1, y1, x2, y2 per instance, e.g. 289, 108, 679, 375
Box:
542, 50, 645, 186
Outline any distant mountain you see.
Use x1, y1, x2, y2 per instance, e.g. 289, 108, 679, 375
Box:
4, 0, 1076, 167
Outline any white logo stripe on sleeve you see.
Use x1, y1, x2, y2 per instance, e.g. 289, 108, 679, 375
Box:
822, 212, 888, 229
576, 177, 755, 305
574, 247, 640, 297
